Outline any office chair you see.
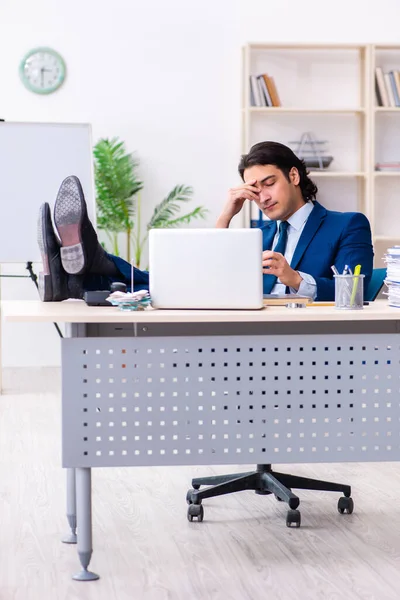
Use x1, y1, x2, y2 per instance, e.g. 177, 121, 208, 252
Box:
366, 268, 386, 302
186, 269, 387, 527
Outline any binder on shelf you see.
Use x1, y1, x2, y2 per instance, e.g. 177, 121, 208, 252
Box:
250, 205, 266, 229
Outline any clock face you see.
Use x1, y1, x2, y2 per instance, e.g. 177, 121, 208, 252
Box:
19, 47, 66, 94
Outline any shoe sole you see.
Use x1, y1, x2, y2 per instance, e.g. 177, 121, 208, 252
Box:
54, 176, 86, 275
37, 204, 53, 302
38, 272, 53, 302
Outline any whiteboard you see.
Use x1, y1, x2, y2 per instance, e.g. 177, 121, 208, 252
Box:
0, 122, 96, 262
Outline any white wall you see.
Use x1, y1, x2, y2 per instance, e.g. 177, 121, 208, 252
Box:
1, 0, 399, 366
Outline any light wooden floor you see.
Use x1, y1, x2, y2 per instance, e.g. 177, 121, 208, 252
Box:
2, 368, 400, 600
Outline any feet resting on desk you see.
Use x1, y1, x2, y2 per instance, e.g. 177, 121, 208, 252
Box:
37, 175, 149, 301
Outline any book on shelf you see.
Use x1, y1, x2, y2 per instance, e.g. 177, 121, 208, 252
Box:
384, 73, 396, 107
266, 76, 281, 107
389, 71, 400, 106
375, 161, 400, 172
375, 67, 400, 107
249, 74, 281, 107
250, 75, 262, 106
258, 75, 272, 106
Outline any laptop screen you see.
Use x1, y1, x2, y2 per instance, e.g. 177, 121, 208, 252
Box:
149, 228, 263, 309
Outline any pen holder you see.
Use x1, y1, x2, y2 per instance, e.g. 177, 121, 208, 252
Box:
334, 274, 364, 310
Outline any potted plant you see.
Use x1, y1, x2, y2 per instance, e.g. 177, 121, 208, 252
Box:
94, 137, 207, 267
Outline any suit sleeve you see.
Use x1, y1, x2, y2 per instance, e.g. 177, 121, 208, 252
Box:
314, 213, 374, 301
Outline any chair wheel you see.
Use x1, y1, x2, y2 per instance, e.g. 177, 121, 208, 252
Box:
186, 489, 195, 504
187, 503, 204, 522
286, 509, 301, 528
192, 484, 200, 490
338, 496, 354, 514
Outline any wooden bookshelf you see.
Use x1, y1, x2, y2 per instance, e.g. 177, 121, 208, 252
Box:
242, 43, 400, 267
370, 44, 400, 267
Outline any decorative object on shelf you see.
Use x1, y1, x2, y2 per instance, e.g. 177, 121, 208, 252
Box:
19, 47, 66, 94
290, 132, 334, 170
94, 137, 208, 266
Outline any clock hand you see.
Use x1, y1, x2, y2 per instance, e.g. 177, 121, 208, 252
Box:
40, 67, 44, 87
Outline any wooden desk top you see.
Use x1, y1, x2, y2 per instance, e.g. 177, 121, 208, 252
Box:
2, 299, 399, 324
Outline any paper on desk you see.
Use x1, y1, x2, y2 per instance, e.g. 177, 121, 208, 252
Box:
383, 247, 400, 307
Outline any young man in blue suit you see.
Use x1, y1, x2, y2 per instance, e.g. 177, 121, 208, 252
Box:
217, 141, 373, 301
37, 142, 373, 302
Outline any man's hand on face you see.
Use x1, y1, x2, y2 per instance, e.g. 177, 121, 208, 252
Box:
216, 179, 260, 227
262, 251, 303, 290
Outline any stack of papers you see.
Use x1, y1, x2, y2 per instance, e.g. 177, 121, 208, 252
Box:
105, 290, 152, 311
383, 246, 400, 307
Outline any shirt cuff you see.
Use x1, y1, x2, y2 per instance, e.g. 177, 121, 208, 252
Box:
289, 271, 317, 300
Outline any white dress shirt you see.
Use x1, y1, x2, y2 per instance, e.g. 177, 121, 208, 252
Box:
270, 201, 317, 299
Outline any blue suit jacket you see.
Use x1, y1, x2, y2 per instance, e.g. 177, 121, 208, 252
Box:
260, 201, 374, 301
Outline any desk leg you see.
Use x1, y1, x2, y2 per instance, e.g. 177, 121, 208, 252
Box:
0, 264, 3, 395
62, 468, 77, 544
72, 467, 99, 581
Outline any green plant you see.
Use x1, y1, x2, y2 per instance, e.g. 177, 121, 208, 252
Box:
94, 138, 143, 260
94, 137, 208, 267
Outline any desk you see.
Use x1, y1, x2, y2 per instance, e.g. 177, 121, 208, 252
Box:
3, 299, 400, 580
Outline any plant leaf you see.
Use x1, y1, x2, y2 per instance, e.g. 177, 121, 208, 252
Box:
147, 185, 194, 229
150, 206, 209, 229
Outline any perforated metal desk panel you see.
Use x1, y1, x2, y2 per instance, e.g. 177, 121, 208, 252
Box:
62, 331, 400, 467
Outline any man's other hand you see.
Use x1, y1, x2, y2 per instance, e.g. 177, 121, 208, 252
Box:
262, 251, 303, 290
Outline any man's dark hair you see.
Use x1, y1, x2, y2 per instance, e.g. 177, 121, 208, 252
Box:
238, 141, 318, 202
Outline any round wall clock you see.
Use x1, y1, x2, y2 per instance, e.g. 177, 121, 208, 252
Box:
19, 47, 66, 94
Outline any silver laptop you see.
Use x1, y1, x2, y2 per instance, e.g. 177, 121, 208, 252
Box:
149, 228, 263, 309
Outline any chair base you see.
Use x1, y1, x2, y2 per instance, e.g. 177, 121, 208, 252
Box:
186, 464, 353, 527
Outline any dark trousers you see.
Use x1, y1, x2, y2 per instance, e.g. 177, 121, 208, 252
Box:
83, 254, 150, 292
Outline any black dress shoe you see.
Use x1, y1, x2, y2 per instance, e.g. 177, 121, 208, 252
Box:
37, 202, 84, 301
54, 175, 120, 277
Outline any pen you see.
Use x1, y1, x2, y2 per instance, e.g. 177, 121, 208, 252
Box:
331, 265, 340, 276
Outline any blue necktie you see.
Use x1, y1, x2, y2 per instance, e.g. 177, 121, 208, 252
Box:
263, 221, 289, 294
